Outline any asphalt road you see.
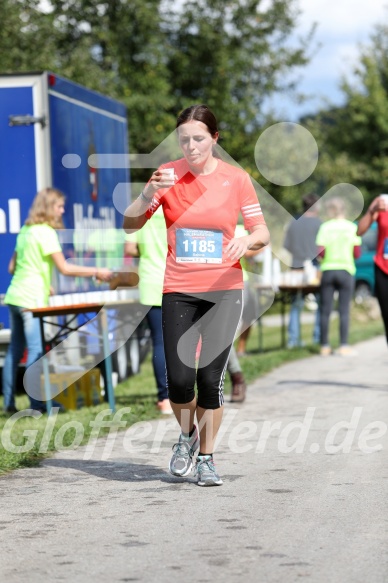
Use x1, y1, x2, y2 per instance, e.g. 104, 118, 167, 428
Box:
1, 336, 387, 583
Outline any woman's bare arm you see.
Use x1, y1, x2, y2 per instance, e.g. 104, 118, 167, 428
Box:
8, 252, 16, 274
226, 224, 270, 261
123, 196, 151, 233
123, 169, 176, 233
50, 252, 112, 281
357, 196, 384, 236
124, 241, 140, 257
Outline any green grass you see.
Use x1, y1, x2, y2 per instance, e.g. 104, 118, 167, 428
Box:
0, 304, 384, 475
0, 361, 160, 475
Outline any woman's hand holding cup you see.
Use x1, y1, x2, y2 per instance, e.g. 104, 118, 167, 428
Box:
144, 168, 176, 198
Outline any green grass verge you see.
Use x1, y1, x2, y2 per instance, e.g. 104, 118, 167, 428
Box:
0, 304, 384, 475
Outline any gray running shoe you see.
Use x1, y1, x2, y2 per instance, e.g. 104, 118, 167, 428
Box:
169, 427, 199, 477
194, 456, 223, 487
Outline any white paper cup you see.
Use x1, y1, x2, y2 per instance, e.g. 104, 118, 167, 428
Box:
163, 168, 175, 182
77, 293, 86, 304
52, 295, 63, 307
86, 292, 96, 303
102, 290, 112, 302
61, 294, 71, 305
71, 293, 81, 305
95, 291, 103, 303
110, 290, 119, 302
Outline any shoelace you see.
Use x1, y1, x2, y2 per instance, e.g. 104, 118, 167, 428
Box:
171, 440, 193, 458
195, 458, 216, 475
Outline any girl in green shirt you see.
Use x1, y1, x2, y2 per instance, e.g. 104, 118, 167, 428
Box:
3, 188, 112, 413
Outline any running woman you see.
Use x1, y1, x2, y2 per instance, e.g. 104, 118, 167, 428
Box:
123, 104, 269, 486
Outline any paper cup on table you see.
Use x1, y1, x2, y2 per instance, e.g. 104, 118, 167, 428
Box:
63, 294, 73, 305
69, 293, 78, 305
102, 290, 112, 303
77, 293, 86, 304
110, 290, 119, 302
94, 291, 103, 304
51, 295, 63, 307
86, 291, 97, 303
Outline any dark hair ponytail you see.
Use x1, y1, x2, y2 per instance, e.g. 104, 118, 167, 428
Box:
176, 104, 219, 138
176, 104, 222, 158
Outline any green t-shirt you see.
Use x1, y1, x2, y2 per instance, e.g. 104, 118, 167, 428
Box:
5, 224, 62, 308
85, 228, 125, 269
316, 219, 362, 275
126, 208, 167, 306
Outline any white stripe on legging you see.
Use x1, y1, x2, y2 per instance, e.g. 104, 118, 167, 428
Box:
218, 292, 244, 407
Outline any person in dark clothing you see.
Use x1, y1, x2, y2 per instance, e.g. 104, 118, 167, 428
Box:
283, 193, 321, 348
317, 197, 362, 356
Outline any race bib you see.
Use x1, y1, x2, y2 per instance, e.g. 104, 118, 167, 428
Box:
384, 237, 388, 259
176, 228, 223, 263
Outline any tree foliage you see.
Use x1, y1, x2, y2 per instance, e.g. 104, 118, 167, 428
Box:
303, 20, 388, 208
0, 0, 312, 173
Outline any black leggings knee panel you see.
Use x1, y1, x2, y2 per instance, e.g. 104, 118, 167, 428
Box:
162, 290, 243, 409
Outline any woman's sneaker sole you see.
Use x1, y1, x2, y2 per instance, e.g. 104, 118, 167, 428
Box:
197, 477, 223, 487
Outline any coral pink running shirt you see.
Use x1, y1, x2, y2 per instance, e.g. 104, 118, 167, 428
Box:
145, 158, 266, 294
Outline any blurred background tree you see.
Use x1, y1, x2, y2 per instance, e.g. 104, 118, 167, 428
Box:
302, 21, 388, 210
0, 0, 313, 187
4, 2, 388, 214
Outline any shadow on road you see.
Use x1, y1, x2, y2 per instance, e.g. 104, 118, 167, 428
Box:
42, 458, 195, 487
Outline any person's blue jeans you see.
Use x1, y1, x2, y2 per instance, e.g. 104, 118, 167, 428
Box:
2, 305, 45, 410
288, 292, 320, 347
312, 296, 320, 344
146, 306, 168, 402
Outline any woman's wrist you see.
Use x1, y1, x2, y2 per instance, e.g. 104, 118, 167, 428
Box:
247, 234, 261, 251
139, 190, 153, 203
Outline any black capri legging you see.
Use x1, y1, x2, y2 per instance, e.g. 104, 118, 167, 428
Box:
374, 263, 388, 344
162, 290, 243, 409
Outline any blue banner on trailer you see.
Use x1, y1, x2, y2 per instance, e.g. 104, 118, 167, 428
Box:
0, 71, 131, 329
